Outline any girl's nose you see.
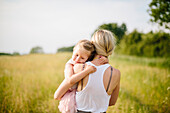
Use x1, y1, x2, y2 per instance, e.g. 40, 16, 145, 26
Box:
75, 57, 80, 62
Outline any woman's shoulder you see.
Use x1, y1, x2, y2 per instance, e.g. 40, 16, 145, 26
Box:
105, 66, 121, 82
103, 66, 120, 94
113, 67, 121, 78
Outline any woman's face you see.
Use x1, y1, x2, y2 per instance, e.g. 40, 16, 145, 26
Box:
72, 46, 91, 64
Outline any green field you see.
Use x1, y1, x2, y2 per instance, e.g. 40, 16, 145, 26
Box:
0, 53, 169, 113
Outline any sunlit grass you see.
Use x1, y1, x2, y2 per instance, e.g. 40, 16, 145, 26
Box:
0, 53, 169, 113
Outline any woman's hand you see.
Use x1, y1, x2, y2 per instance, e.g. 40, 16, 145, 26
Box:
92, 56, 109, 66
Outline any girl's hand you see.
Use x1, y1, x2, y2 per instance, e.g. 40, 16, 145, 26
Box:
85, 64, 96, 74
92, 56, 109, 66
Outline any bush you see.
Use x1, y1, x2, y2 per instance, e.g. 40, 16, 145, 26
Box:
30, 46, 44, 54
118, 30, 170, 57
57, 46, 74, 52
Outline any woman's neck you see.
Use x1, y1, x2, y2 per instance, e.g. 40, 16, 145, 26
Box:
93, 55, 108, 60
93, 55, 100, 60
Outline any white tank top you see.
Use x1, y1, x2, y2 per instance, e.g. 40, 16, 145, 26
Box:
76, 62, 111, 113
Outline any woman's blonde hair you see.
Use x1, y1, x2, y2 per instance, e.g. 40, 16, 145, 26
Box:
91, 29, 116, 57
73, 39, 96, 61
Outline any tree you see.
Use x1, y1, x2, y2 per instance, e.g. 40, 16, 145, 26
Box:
125, 29, 142, 44
148, 0, 170, 29
93, 23, 127, 43
119, 29, 142, 55
30, 46, 44, 54
57, 46, 74, 52
13, 52, 20, 55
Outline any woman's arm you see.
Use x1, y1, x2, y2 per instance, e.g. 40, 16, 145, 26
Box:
109, 69, 121, 106
54, 65, 96, 100
109, 81, 120, 106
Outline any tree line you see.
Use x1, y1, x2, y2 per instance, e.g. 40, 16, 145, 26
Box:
57, 0, 170, 58
0, 46, 44, 56
57, 23, 169, 58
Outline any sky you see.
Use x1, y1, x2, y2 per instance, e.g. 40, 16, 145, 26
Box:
0, 0, 160, 54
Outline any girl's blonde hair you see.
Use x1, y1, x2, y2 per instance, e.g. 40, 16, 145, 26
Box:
91, 29, 116, 57
73, 39, 96, 61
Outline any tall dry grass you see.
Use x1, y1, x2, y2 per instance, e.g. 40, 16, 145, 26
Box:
0, 53, 169, 113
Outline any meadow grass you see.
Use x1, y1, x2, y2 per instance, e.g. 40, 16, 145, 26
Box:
0, 53, 169, 113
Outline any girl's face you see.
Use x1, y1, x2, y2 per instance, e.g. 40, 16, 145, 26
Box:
72, 46, 91, 64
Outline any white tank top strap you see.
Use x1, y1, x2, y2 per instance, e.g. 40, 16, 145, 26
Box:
86, 61, 110, 69
99, 64, 111, 94
85, 61, 96, 67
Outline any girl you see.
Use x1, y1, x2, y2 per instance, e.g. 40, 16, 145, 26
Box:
54, 40, 107, 113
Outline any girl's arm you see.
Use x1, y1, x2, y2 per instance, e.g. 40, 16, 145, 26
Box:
54, 79, 72, 100
65, 57, 108, 85
64, 63, 74, 78
54, 57, 106, 100
73, 56, 108, 73
67, 64, 96, 85
54, 65, 96, 100
91, 56, 109, 66
54, 63, 74, 100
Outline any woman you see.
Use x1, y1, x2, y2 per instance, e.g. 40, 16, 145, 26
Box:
74, 29, 120, 113
54, 29, 120, 113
